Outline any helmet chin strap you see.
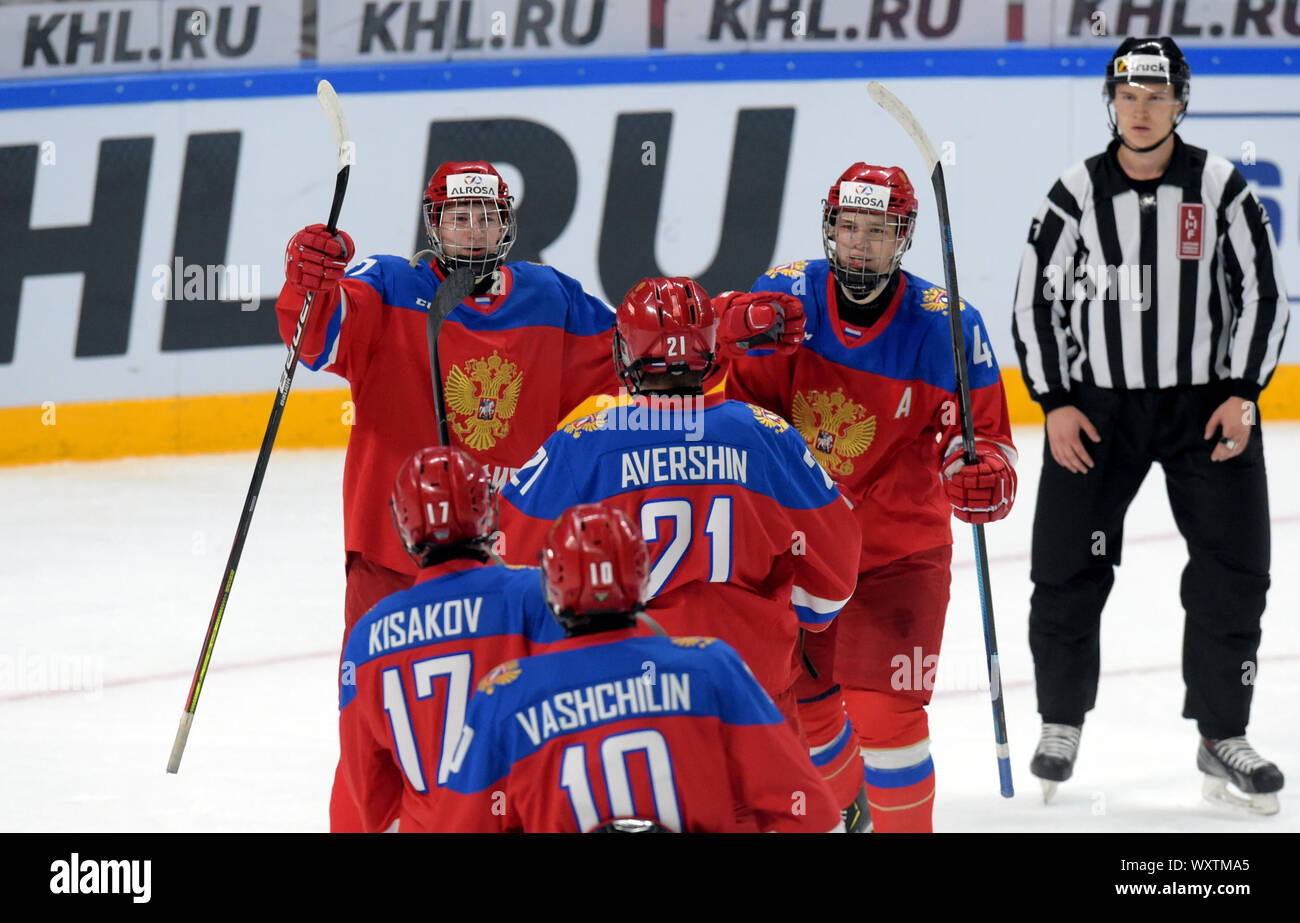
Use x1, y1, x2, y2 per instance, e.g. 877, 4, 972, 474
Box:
1115, 125, 1176, 154
840, 275, 891, 304
1107, 100, 1185, 154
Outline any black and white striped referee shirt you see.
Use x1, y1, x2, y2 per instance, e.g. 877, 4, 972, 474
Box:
1011, 135, 1289, 411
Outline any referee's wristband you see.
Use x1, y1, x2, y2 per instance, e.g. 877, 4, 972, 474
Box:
1036, 389, 1075, 414
1219, 379, 1262, 407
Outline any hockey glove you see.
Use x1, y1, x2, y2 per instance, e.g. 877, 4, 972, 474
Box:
714, 291, 806, 359
285, 223, 355, 297
941, 441, 1016, 525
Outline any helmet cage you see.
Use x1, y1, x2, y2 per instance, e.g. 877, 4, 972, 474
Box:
423, 197, 517, 281
821, 202, 915, 299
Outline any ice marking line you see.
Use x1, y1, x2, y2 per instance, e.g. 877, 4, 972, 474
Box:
0, 648, 337, 704
1, 517, 1295, 705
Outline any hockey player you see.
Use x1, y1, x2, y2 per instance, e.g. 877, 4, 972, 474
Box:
276, 160, 618, 830
495, 277, 862, 736
338, 446, 563, 832
720, 164, 1017, 832
440, 504, 843, 833
1011, 37, 1287, 813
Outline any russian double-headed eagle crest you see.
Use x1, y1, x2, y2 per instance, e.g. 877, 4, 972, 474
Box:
764, 260, 809, 279
749, 405, 789, 433
562, 411, 607, 438
791, 388, 876, 477
477, 659, 522, 694
446, 351, 523, 450
920, 286, 968, 315
670, 637, 717, 649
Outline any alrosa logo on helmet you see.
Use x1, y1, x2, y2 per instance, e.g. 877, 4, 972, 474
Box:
839, 181, 889, 212
1118, 54, 1170, 78
447, 172, 500, 198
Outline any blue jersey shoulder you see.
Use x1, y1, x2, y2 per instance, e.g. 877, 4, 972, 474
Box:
749, 263, 1000, 392
897, 270, 1001, 391
341, 256, 613, 337
751, 259, 829, 342
504, 398, 837, 519
341, 564, 560, 678
341, 253, 433, 313
450, 635, 779, 791
451, 262, 614, 335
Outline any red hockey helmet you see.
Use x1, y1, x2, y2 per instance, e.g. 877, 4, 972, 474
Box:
390, 446, 498, 566
613, 277, 718, 395
422, 161, 517, 279
822, 163, 918, 298
540, 504, 649, 633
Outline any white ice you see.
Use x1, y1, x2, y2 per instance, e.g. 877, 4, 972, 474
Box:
1, 425, 1296, 832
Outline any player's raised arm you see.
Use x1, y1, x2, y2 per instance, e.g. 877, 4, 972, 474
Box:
275, 224, 384, 377
552, 271, 620, 418
719, 281, 805, 416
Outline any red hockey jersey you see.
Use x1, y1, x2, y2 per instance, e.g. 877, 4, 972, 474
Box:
726, 263, 1016, 572
338, 559, 564, 833
275, 257, 618, 574
441, 631, 841, 833
496, 391, 861, 697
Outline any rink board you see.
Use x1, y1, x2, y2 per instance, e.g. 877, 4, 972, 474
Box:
2, 53, 1297, 461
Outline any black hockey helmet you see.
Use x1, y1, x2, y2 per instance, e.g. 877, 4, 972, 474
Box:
1105, 36, 1191, 105
1104, 37, 1190, 152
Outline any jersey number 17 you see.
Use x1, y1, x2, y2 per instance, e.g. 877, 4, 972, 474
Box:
381, 652, 473, 790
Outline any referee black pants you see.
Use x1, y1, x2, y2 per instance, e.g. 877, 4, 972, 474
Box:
1028, 383, 1271, 740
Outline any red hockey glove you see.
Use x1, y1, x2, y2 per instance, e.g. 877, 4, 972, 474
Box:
284, 223, 354, 296
942, 441, 1016, 525
714, 291, 806, 359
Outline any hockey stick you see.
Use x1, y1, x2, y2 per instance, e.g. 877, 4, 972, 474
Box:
867, 81, 1013, 798
426, 266, 475, 445
167, 80, 351, 774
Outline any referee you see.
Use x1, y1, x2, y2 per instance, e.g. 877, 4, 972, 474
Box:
1011, 36, 1289, 814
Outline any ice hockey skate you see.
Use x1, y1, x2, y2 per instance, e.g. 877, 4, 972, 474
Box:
1198, 737, 1284, 816
842, 784, 873, 833
1029, 723, 1082, 803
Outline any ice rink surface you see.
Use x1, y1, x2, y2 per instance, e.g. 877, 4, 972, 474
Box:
1, 424, 1296, 832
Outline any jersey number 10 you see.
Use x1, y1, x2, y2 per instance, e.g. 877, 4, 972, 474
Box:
559, 729, 684, 832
